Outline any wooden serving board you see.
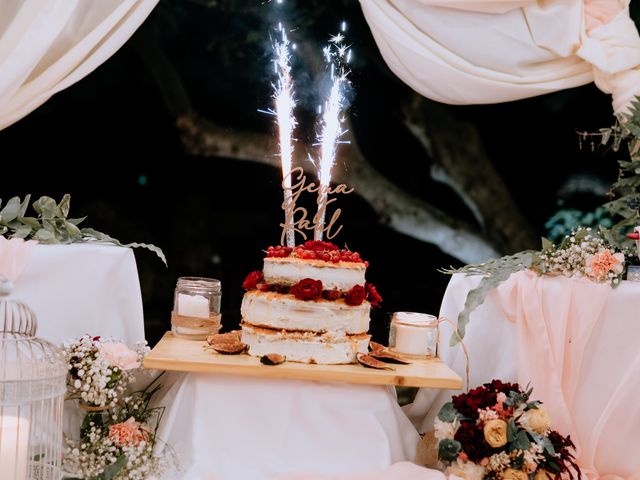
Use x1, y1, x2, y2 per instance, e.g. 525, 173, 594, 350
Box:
144, 332, 462, 389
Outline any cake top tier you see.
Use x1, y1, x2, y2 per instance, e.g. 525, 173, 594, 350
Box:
265, 241, 368, 266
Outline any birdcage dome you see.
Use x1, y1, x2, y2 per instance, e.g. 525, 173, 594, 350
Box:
0, 278, 66, 397
0, 276, 66, 480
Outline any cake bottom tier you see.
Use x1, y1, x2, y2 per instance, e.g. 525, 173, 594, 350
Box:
241, 323, 370, 365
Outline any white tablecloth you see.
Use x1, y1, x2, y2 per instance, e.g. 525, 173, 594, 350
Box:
404, 273, 640, 479
153, 372, 421, 480
12, 243, 145, 345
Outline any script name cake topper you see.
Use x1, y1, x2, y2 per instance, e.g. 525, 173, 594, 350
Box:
280, 167, 353, 245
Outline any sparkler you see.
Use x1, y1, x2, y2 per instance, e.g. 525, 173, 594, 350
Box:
314, 28, 350, 241
273, 26, 297, 247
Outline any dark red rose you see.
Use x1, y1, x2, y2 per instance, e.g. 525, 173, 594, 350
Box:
454, 421, 493, 463
290, 278, 323, 301
365, 282, 383, 307
323, 289, 342, 301
302, 240, 339, 251
452, 385, 496, 421
345, 285, 366, 306
487, 379, 520, 395
242, 271, 263, 290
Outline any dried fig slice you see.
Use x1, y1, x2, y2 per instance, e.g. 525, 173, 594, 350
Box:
369, 351, 411, 364
356, 352, 394, 370
210, 341, 246, 354
207, 331, 241, 345
369, 341, 385, 353
260, 353, 286, 365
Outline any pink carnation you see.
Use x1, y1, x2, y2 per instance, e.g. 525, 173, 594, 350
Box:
99, 342, 139, 370
108, 417, 149, 447
584, 249, 625, 281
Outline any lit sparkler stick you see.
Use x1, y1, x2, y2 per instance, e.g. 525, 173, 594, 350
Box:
273, 26, 297, 247
314, 32, 350, 241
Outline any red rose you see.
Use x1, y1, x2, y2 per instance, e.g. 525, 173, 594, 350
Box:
242, 271, 263, 290
345, 285, 366, 306
290, 278, 323, 301
302, 240, 339, 251
365, 282, 383, 307
323, 289, 342, 301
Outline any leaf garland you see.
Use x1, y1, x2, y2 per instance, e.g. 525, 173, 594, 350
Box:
0, 194, 166, 266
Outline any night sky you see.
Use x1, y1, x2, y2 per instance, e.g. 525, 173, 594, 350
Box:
0, 1, 626, 344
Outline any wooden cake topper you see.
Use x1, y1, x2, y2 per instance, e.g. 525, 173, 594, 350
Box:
280, 167, 353, 245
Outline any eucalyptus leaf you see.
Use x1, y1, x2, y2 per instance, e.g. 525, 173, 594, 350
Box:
437, 402, 458, 422
17, 194, 30, 217
0, 196, 21, 223
34, 229, 55, 242
509, 430, 531, 451
11, 227, 32, 239
32, 196, 57, 216
18, 216, 40, 228
58, 194, 71, 218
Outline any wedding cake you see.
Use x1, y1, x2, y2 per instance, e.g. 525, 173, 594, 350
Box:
240, 241, 382, 364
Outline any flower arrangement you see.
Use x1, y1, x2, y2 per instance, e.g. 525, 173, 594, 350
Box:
533, 227, 627, 285
435, 380, 579, 480
62, 336, 174, 479
64, 335, 147, 408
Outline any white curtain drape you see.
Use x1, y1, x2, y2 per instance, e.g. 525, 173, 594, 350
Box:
0, 0, 158, 130
360, 0, 640, 115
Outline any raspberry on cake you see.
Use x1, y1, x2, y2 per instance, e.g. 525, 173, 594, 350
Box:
240, 242, 382, 364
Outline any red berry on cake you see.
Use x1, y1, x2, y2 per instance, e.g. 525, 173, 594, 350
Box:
345, 285, 366, 306
302, 240, 339, 251
290, 278, 323, 301
365, 282, 383, 308
242, 271, 264, 290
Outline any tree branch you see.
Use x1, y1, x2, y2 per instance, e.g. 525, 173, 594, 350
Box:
176, 112, 500, 263
403, 94, 537, 253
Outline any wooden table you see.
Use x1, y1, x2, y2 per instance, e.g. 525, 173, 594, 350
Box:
144, 332, 462, 389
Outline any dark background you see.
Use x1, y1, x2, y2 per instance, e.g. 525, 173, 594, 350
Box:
0, 0, 630, 345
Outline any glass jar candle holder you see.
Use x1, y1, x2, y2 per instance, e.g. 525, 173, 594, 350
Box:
171, 277, 222, 340
388, 312, 438, 358
627, 265, 640, 282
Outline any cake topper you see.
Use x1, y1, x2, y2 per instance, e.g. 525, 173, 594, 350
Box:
280, 167, 353, 245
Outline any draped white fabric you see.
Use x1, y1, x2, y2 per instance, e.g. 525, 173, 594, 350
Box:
0, 0, 158, 130
360, 0, 640, 114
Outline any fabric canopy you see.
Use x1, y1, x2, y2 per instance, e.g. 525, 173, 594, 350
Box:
0, 0, 158, 130
360, 0, 640, 115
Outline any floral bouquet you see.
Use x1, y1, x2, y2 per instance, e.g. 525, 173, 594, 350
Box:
62, 336, 173, 479
532, 227, 628, 286
435, 380, 579, 480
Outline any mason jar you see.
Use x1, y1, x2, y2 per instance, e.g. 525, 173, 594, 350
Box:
171, 277, 222, 340
388, 312, 438, 358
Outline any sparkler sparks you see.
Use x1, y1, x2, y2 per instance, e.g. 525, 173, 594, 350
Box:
273, 27, 297, 247
314, 30, 352, 241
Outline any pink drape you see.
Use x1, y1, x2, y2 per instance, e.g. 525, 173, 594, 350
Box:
497, 270, 640, 480
0, 237, 36, 282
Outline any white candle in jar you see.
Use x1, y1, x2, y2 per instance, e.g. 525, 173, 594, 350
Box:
390, 312, 438, 357
177, 293, 210, 318
0, 415, 29, 480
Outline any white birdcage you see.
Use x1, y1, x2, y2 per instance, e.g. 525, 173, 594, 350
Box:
0, 276, 66, 480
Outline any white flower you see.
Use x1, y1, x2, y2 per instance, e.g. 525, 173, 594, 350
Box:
446, 458, 486, 480
434, 417, 460, 441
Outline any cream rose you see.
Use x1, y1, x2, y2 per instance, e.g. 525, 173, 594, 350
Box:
483, 419, 508, 448
502, 468, 528, 480
534, 469, 555, 480
522, 407, 551, 434
99, 342, 140, 370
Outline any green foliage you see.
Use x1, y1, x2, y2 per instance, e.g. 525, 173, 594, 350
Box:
441, 251, 535, 345
545, 207, 613, 242
0, 195, 166, 265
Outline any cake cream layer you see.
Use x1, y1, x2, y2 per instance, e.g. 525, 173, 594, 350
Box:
263, 257, 366, 291
241, 290, 370, 334
241, 324, 370, 364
